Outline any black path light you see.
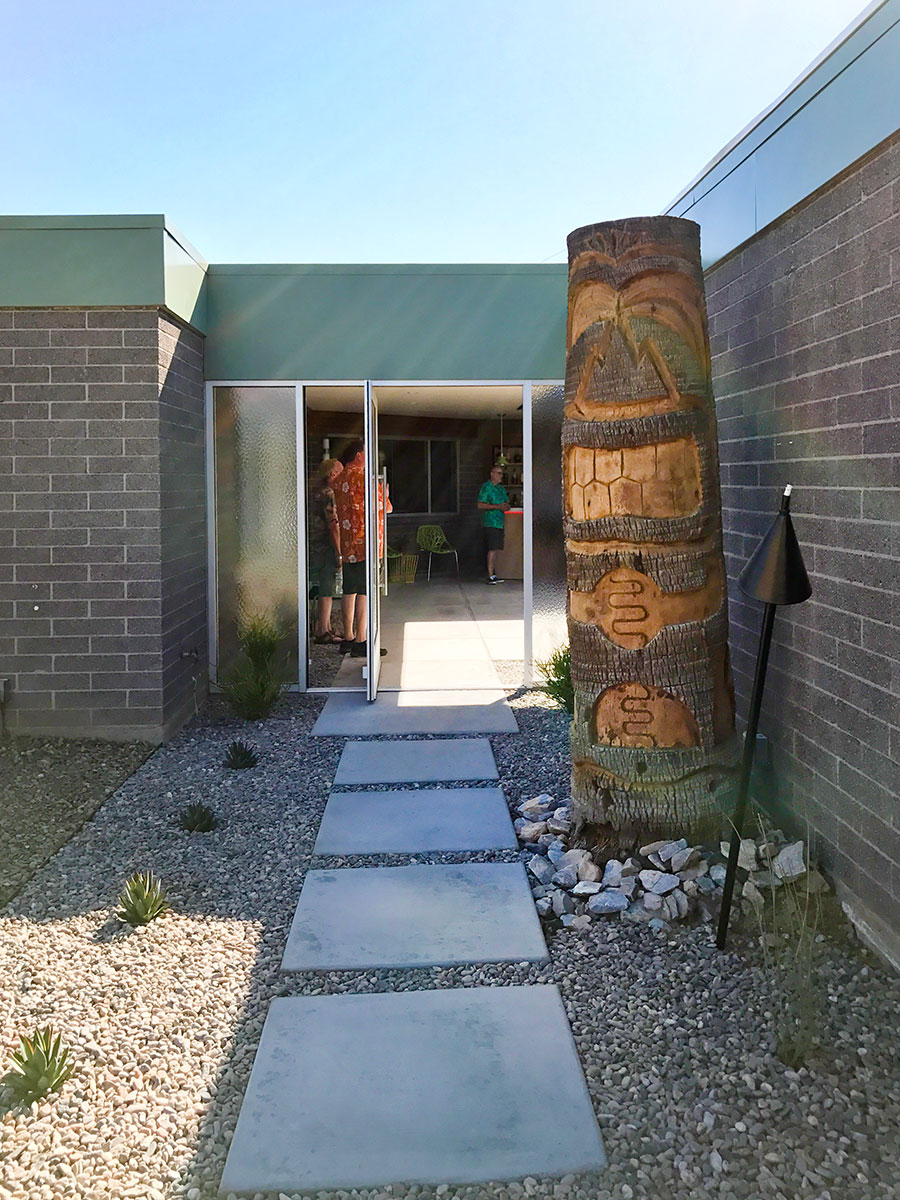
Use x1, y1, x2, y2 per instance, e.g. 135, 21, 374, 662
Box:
716, 484, 812, 950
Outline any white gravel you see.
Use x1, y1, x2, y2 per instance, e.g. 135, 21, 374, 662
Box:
2, 692, 899, 1200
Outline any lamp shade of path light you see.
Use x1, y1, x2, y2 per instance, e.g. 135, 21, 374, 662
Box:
716, 485, 812, 950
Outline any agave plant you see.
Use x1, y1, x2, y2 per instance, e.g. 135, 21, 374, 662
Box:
2, 1027, 73, 1102
115, 870, 170, 926
224, 740, 259, 770
178, 801, 219, 832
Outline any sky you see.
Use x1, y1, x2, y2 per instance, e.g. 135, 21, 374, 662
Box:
2, 0, 870, 263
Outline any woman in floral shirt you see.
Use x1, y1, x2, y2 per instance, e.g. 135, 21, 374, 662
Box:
333, 440, 391, 657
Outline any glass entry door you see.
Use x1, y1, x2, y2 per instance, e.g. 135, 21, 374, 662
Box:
364, 381, 381, 701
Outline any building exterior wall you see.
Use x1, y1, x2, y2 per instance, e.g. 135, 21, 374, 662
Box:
0, 306, 207, 742
704, 131, 900, 952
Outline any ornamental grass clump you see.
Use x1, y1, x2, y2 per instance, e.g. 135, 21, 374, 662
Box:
2, 1028, 73, 1102
224, 739, 259, 769
753, 819, 824, 1068
220, 613, 287, 720
178, 801, 218, 832
116, 870, 170, 926
536, 644, 574, 715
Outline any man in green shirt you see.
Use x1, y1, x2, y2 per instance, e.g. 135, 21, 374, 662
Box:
477, 465, 510, 584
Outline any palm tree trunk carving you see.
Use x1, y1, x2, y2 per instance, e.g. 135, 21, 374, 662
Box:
564, 217, 738, 847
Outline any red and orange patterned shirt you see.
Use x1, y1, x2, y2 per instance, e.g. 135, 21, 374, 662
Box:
333, 460, 390, 562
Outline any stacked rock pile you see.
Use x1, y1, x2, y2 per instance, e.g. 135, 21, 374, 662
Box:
515, 794, 829, 933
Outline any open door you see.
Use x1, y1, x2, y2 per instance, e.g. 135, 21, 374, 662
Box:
364, 381, 381, 700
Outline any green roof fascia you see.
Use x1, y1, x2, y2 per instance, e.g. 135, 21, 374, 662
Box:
204, 263, 567, 381
0, 215, 208, 331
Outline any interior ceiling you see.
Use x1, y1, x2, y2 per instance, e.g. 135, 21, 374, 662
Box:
304, 384, 523, 417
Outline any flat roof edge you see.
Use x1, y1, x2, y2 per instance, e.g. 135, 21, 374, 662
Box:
207, 263, 567, 276
665, 0, 892, 211
0, 214, 168, 230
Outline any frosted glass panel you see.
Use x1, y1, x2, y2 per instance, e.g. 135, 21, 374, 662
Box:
531, 384, 567, 664
214, 387, 298, 683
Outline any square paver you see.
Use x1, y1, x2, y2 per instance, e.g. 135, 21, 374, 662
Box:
282, 862, 547, 970
220, 985, 606, 1193
314, 787, 517, 854
333, 737, 498, 784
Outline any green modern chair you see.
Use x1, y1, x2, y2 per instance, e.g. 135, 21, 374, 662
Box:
416, 524, 459, 581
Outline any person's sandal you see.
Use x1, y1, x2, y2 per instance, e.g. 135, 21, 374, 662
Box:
313, 633, 342, 645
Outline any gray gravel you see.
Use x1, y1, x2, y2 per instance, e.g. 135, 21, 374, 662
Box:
0, 734, 152, 908
2, 691, 899, 1200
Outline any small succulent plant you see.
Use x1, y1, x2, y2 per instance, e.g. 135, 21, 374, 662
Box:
224, 740, 259, 770
178, 801, 219, 832
2, 1027, 73, 1102
115, 870, 170, 926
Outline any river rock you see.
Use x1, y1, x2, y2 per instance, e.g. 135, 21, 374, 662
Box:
639, 869, 680, 895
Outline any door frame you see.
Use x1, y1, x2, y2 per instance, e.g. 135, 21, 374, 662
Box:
204, 378, 563, 692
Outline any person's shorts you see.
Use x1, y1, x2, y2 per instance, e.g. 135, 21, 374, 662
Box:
342, 559, 367, 595
309, 551, 342, 599
483, 526, 505, 553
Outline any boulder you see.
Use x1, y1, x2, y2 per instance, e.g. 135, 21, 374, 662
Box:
621, 857, 643, 877
721, 838, 758, 871
548, 816, 571, 835
678, 861, 708, 882
662, 893, 680, 920
773, 840, 806, 881
570, 914, 593, 931
572, 880, 602, 896
742, 879, 764, 908
648, 917, 668, 933
601, 859, 623, 888
587, 889, 629, 915
672, 888, 690, 919
620, 876, 638, 899
697, 875, 717, 894
559, 912, 577, 927
642, 891, 663, 911
658, 838, 688, 864
551, 866, 579, 890
709, 863, 727, 886
802, 867, 830, 894
559, 848, 592, 871
639, 839, 668, 857
751, 870, 782, 890
535, 896, 552, 917
518, 793, 555, 817
669, 846, 700, 873
517, 821, 548, 842
526, 855, 555, 885
551, 889, 576, 916
639, 869, 680, 895
547, 839, 567, 864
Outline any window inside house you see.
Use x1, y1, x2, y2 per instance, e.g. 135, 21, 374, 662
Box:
381, 438, 458, 514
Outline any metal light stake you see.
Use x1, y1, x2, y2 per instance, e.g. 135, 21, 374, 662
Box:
716, 484, 812, 950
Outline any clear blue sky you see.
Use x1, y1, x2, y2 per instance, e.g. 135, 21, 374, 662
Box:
2, 0, 867, 263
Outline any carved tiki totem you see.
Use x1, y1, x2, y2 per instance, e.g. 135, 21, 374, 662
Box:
564, 217, 739, 845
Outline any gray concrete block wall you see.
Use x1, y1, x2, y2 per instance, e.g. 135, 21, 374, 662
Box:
0, 306, 207, 741
705, 130, 900, 949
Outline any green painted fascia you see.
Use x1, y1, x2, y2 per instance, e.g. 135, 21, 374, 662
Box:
0, 214, 209, 331
204, 264, 567, 381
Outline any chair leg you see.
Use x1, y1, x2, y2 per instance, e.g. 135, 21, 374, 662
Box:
453, 551, 459, 578
427, 553, 432, 581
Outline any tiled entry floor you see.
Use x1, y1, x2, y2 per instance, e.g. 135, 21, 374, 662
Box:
220, 987, 606, 1194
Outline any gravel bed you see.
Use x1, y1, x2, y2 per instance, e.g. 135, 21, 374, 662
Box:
0, 735, 153, 908
2, 691, 899, 1200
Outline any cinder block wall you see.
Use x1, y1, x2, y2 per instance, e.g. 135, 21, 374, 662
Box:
705, 131, 900, 952
0, 306, 207, 741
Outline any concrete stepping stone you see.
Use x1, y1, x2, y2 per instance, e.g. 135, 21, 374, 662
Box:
314, 787, 516, 855
282, 862, 547, 970
334, 737, 498, 784
313, 690, 518, 736
220, 985, 606, 1194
